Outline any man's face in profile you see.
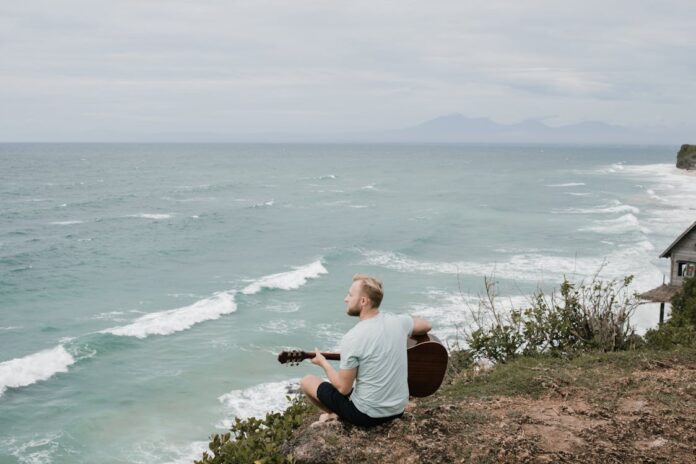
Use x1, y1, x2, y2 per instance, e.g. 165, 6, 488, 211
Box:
344, 281, 364, 317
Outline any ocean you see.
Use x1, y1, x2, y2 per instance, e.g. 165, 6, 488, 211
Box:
1, 143, 694, 463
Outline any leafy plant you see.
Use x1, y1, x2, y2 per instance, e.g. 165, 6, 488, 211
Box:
644, 276, 696, 349
195, 395, 313, 464
464, 275, 641, 363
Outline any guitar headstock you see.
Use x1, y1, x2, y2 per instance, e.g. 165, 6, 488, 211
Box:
277, 350, 307, 365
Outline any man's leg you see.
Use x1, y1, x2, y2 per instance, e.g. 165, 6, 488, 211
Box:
299, 374, 333, 414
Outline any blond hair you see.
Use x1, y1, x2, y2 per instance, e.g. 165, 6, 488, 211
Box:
352, 274, 384, 308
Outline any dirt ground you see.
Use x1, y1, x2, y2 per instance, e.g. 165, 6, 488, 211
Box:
283, 355, 696, 463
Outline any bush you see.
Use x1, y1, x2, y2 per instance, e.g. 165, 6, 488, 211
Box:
195, 395, 313, 464
644, 276, 696, 349
464, 275, 641, 363
670, 276, 696, 326
644, 323, 696, 349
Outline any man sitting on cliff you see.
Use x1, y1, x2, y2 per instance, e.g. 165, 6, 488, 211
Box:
300, 274, 432, 427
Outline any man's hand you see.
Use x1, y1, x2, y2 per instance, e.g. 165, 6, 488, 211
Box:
311, 348, 326, 366
412, 317, 432, 335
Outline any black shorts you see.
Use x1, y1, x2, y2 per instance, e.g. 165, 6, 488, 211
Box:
316, 382, 404, 428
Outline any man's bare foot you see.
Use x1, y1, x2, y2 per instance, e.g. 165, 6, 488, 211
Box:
319, 413, 338, 422
310, 413, 338, 428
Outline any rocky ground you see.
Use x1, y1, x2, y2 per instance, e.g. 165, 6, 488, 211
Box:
281, 350, 696, 463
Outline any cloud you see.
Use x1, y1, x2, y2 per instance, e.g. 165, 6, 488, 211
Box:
1, 1, 695, 140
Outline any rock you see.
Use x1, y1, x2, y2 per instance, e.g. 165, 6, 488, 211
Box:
676, 144, 696, 170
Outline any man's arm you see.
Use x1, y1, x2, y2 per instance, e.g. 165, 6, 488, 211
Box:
311, 349, 357, 395
412, 317, 432, 336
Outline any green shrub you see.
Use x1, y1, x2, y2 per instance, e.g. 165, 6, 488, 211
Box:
644, 276, 696, 349
465, 276, 641, 363
644, 323, 696, 349
195, 395, 313, 464
670, 276, 696, 326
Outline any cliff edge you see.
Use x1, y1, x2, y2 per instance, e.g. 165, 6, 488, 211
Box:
281, 349, 696, 463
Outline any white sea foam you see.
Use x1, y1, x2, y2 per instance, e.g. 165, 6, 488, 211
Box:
360, 247, 661, 290
49, 220, 84, 225
128, 439, 209, 464
555, 200, 640, 215
259, 319, 306, 335
409, 290, 532, 340
162, 441, 210, 464
0, 345, 76, 397
264, 302, 301, 313
546, 182, 586, 187
250, 199, 274, 208
0, 326, 21, 331
581, 214, 650, 235
129, 213, 173, 220
0, 432, 64, 464
91, 311, 127, 322
600, 163, 696, 213
101, 292, 236, 339
217, 379, 299, 428
242, 260, 328, 295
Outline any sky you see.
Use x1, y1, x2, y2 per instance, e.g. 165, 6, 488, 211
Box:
1, 1, 695, 142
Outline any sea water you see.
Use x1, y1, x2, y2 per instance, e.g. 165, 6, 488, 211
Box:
1, 143, 694, 463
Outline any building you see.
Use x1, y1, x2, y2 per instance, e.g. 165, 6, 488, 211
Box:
640, 220, 696, 323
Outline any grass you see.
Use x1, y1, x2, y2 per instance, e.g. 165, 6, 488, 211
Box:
440, 347, 696, 402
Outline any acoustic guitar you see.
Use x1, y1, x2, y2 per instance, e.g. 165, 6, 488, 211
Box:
277, 333, 449, 397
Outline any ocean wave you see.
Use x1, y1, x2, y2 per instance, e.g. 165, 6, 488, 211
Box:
409, 290, 532, 340
91, 311, 128, 322
49, 220, 84, 225
555, 200, 640, 215
360, 247, 661, 289
128, 213, 173, 220
581, 214, 650, 235
0, 431, 64, 464
264, 302, 301, 313
100, 292, 236, 339
259, 319, 306, 335
242, 260, 328, 295
249, 199, 274, 208
217, 379, 299, 428
0, 345, 76, 397
546, 182, 586, 187
601, 163, 696, 212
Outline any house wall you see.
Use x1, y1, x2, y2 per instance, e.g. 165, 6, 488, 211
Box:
670, 230, 696, 284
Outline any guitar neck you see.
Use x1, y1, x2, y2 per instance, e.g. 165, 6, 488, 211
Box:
306, 352, 340, 361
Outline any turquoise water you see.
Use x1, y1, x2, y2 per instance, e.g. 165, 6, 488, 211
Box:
1, 143, 694, 463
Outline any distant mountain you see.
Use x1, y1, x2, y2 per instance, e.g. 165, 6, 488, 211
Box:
354, 113, 644, 144
110, 113, 684, 144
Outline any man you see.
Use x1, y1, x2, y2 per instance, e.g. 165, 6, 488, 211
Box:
299, 274, 432, 427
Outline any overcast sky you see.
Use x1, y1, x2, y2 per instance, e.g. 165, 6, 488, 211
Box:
1, 1, 695, 141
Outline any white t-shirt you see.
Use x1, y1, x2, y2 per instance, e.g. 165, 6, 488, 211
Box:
339, 312, 414, 418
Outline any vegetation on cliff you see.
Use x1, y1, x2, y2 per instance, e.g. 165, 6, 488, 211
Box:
195, 276, 696, 463
676, 144, 696, 170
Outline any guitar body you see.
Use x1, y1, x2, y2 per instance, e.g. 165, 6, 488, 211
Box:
406, 334, 449, 397
278, 333, 449, 397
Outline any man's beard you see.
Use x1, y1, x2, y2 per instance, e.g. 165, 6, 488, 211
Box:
346, 303, 361, 317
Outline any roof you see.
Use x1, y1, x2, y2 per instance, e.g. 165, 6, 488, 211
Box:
660, 220, 696, 258
639, 284, 682, 303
